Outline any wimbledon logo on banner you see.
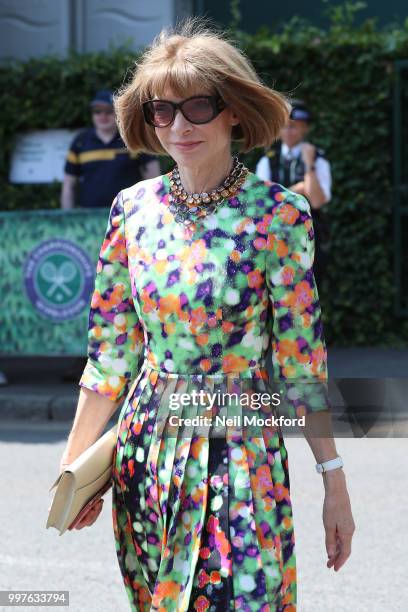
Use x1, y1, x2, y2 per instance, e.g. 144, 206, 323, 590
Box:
23, 239, 94, 322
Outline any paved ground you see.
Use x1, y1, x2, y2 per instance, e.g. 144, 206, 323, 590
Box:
286, 435, 408, 612
0, 422, 406, 612
0, 349, 406, 610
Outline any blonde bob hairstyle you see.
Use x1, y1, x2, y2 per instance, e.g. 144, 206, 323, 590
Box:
114, 18, 292, 155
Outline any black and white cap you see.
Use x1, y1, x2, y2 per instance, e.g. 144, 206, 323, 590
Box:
289, 99, 312, 122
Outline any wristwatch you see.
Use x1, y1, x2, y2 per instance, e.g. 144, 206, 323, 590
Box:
315, 455, 343, 474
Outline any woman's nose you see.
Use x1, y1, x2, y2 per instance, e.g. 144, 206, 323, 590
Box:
171, 108, 192, 132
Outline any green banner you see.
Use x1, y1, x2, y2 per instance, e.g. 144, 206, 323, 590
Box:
0, 208, 109, 356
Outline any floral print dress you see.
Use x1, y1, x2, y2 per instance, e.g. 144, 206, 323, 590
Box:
79, 171, 329, 612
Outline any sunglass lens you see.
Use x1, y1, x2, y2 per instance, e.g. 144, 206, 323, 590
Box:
147, 101, 174, 127
183, 97, 214, 123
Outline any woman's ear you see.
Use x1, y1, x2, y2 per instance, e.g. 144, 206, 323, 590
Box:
230, 110, 240, 127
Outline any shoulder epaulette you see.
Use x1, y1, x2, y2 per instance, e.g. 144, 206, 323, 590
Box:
315, 146, 326, 158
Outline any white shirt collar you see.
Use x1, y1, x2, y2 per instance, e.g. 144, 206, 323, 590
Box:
281, 142, 302, 158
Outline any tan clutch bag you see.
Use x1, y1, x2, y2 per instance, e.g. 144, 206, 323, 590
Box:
45, 423, 118, 536
46, 375, 141, 536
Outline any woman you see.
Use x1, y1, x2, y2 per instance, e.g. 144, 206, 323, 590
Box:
59, 19, 355, 611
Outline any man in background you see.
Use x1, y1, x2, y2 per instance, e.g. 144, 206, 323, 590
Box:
256, 99, 332, 290
60, 89, 160, 382
61, 89, 160, 209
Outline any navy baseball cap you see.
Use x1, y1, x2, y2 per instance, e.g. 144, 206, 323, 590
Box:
289, 99, 312, 122
90, 89, 114, 107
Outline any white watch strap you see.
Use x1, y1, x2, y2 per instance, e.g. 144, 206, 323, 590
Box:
315, 455, 343, 474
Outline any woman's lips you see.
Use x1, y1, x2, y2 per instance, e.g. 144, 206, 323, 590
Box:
173, 141, 203, 151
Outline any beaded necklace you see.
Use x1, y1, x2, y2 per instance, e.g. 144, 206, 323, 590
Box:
168, 156, 249, 229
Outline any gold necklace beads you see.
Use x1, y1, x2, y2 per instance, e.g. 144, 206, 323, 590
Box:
168, 156, 249, 228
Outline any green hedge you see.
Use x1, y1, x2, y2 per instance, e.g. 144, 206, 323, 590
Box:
236, 4, 408, 347
1, 2, 408, 346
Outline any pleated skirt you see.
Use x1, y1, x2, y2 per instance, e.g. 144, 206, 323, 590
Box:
111, 360, 297, 611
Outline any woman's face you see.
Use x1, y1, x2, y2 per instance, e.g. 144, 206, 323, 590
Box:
151, 87, 240, 169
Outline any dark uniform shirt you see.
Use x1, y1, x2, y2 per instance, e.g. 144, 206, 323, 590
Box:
259, 140, 331, 249
64, 127, 156, 207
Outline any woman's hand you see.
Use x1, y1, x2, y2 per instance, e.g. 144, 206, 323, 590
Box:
322, 469, 355, 571
48, 454, 105, 530
47, 387, 117, 530
69, 498, 105, 530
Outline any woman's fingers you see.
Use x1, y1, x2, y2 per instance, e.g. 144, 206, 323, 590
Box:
323, 485, 355, 571
326, 533, 341, 568
330, 528, 353, 571
325, 524, 337, 560
326, 520, 355, 570
333, 517, 355, 572
75, 504, 101, 529
74, 499, 104, 530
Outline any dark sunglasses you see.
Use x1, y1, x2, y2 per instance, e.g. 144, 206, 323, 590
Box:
142, 95, 226, 128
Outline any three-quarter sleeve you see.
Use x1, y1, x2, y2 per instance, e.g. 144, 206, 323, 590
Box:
79, 190, 145, 402
265, 191, 330, 418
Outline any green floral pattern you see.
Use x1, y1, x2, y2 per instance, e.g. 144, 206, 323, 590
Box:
79, 171, 329, 611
